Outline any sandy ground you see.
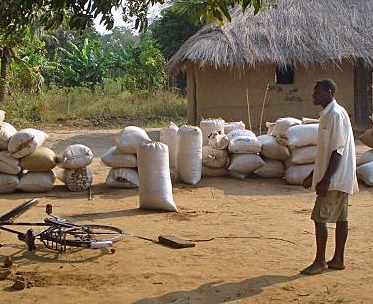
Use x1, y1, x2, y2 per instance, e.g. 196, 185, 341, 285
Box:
0, 128, 373, 304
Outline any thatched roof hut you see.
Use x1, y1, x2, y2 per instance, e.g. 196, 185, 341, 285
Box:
170, 0, 373, 127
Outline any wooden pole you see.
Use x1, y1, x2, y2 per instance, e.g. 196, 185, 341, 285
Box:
259, 84, 270, 136
246, 88, 252, 130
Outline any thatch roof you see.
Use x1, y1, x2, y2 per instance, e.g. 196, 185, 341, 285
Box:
169, 0, 373, 72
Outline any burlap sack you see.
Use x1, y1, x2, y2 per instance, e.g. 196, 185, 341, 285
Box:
20, 147, 56, 171
359, 129, 373, 148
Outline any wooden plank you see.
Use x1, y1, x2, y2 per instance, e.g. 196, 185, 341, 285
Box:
158, 235, 196, 249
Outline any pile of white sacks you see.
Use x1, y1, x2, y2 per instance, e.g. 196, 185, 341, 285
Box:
56, 144, 94, 191
356, 128, 373, 186
1, 113, 56, 193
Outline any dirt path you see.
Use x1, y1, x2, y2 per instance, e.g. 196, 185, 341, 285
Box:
1, 129, 372, 303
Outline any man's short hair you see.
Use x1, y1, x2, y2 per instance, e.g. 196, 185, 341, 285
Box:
315, 79, 337, 95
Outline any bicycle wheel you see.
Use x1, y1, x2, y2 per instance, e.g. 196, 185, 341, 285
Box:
0, 198, 39, 223
39, 223, 125, 251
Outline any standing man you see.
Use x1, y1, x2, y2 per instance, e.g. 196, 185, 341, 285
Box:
301, 79, 358, 275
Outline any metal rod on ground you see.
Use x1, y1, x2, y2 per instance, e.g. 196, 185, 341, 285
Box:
259, 83, 270, 136
246, 88, 252, 131
88, 187, 92, 200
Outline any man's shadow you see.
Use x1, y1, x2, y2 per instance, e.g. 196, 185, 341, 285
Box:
134, 274, 302, 303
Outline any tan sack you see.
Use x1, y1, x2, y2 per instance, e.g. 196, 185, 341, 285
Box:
20, 147, 56, 171
58, 167, 93, 192
138, 141, 177, 212
200, 118, 225, 146
285, 164, 314, 185
8, 128, 48, 158
202, 165, 229, 177
202, 146, 229, 168
101, 146, 137, 168
207, 131, 229, 150
0, 173, 20, 193
228, 154, 265, 174
0, 151, 21, 174
357, 149, 373, 166
160, 122, 179, 170
17, 171, 55, 192
115, 126, 151, 154
359, 129, 373, 148
0, 122, 17, 150
254, 159, 285, 178
58, 144, 93, 169
272, 117, 302, 137
291, 145, 317, 165
224, 121, 245, 135
258, 134, 289, 161
106, 168, 139, 188
356, 162, 373, 186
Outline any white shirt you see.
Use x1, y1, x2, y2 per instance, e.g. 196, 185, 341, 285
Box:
312, 99, 358, 194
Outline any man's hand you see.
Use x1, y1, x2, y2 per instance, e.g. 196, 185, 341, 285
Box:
303, 174, 313, 189
315, 179, 330, 197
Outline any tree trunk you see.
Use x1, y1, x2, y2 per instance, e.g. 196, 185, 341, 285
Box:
0, 46, 12, 103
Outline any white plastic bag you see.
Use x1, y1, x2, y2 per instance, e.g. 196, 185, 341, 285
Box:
58, 167, 93, 192
202, 146, 229, 168
258, 134, 290, 161
0, 173, 19, 193
291, 145, 317, 165
8, 128, 48, 158
106, 168, 139, 188
254, 159, 285, 178
138, 141, 177, 212
228, 129, 261, 154
224, 121, 245, 135
285, 164, 314, 185
356, 162, 373, 186
176, 125, 202, 185
115, 126, 151, 154
228, 154, 265, 174
200, 118, 225, 146
18, 171, 55, 192
0, 122, 17, 150
101, 146, 137, 168
58, 144, 93, 169
160, 122, 179, 170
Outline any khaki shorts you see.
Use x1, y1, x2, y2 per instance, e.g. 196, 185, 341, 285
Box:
311, 190, 348, 223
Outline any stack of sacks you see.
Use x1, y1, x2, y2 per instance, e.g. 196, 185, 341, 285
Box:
227, 129, 264, 179
199, 118, 225, 146
56, 144, 93, 191
160, 122, 179, 179
279, 119, 319, 185
356, 128, 373, 186
176, 125, 202, 185
7, 128, 55, 193
102, 126, 150, 188
202, 131, 230, 177
256, 134, 289, 178
224, 121, 245, 135
0, 116, 19, 193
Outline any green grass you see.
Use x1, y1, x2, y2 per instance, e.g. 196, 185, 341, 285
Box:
3, 81, 187, 128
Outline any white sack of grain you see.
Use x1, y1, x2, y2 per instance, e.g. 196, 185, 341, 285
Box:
254, 159, 285, 178
176, 125, 202, 185
227, 129, 261, 154
20, 147, 56, 171
57, 144, 93, 169
272, 117, 302, 137
0, 173, 19, 193
357, 149, 373, 166
359, 129, 373, 148
202, 165, 229, 177
115, 126, 151, 154
228, 154, 265, 174
207, 131, 229, 150
106, 168, 139, 188
224, 121, 245, 135
8, 128, 48, 158
160, 122, 179, 169
356, 162, 373, 186
291, 145, 317, 165
200, 118, 225, 145
0, 122, 17, 150
202, 146, 229, 168
284, 157, 295, 169
284, 124, 319, 148
138, 141, 177, 212
285, 164, 314, 185
57, 167, 93, 192
258, 134, 290, 161
18, 171, 55, 192
0, 110, 4, 122
101, 146, 137, 168
0, 151, 21, 174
